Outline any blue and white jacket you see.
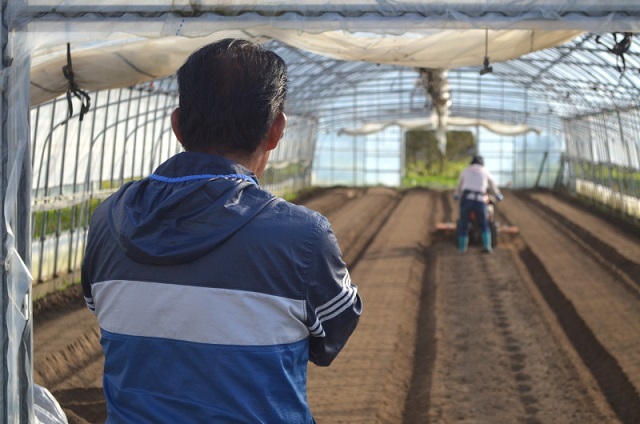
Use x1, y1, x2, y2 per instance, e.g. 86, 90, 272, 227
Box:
81, 152, 362, 423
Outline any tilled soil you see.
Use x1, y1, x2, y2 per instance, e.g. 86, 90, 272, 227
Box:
33, 187, 640, 423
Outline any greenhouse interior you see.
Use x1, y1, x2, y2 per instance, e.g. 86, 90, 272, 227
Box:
2, 1, 640, 421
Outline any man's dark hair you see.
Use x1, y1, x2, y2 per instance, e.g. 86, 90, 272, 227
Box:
176, 38, 288, 154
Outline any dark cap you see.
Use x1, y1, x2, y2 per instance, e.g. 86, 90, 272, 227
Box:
471, 155, 484, 166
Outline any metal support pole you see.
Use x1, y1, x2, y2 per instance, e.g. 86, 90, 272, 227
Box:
1, 1, 34, 421
616, 110, 633, 220
534, 151, 549, 188
0, 4, 7, 418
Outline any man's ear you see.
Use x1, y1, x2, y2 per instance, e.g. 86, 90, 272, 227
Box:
171, 108, 183, 145
265, 112, 287, 151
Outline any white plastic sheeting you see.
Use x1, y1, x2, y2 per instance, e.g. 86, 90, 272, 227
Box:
33, 385, 68, 424
26, 0, 633, 107
28, 28, 582, 107
338, 116, 542, 137
26, 1, 640, 106
2, 1, 34, 417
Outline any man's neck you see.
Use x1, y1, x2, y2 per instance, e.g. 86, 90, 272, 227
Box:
217, 149, 268, 178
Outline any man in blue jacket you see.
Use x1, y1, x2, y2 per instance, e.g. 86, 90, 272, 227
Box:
81, 38, 362, 423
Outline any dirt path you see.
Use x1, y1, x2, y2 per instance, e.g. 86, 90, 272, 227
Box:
416, 243, 618, 423
32, 187, 640, 423
308, 188, 436, 423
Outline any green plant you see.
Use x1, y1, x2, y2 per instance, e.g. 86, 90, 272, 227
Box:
32, 199, 101, 238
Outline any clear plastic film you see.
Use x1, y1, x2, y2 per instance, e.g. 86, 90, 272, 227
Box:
3, 15, 36, 423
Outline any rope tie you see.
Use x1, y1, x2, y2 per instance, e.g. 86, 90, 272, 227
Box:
595, 33, 633, 75
62, 43, 91, 121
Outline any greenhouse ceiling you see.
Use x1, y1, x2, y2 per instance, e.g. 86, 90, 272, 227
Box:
11, 1, 640, 131
271, 32, 640, 122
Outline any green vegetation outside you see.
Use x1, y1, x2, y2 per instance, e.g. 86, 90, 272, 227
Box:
402, 160, 469, 189
260, 161, 310, 186
574, 161, 640, 196
402, 129, 477, 189
32, 178, 137, 238
32, 199, 101, 239
32, 168, 311, 238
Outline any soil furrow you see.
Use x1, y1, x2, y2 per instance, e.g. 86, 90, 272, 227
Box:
501, 191, 640, 423
519, 191, 640, 291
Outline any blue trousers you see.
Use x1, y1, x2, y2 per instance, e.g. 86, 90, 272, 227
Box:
457, 197, 490, 237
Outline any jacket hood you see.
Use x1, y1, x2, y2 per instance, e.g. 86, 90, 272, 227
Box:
107, 152, 277, 265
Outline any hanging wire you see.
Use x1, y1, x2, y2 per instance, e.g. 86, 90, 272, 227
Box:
62, 43, 91, 121
480, 28, 493, 76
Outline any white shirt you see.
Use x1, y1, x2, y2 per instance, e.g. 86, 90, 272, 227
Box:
454, 164, 501, 197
